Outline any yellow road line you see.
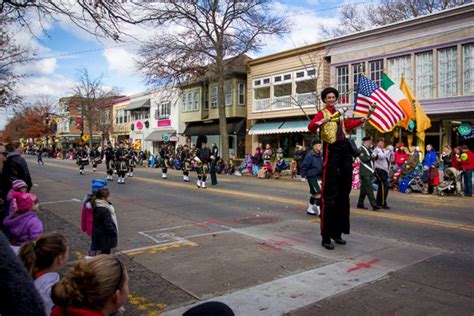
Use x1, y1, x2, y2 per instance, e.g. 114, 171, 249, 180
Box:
123, 241, 197, 256
38, 161, 474, 232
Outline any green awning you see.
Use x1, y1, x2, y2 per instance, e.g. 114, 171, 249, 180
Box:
279, 120, 310, 133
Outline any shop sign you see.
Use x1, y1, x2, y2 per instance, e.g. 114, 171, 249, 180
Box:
158, 119, 171, 127
169, 136, 178, 142
458, 122, 474, 141
163, 134, 170, 142
136, 121, 143, 130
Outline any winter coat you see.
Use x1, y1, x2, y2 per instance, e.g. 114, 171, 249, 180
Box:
6, 189, 19, 215
35, 272, 60, 316
300, 150, 323, 179
245, 154, 253, 168
3, 211, 43, 246
51, 306, 104, 316
394, 150, 408, 165
81, 195, 93, 236
423, 149, 437, 168
1, 152, 33, 194
92, 199, 118, 251
460, 149, 474, 171
0, 232, 45, 316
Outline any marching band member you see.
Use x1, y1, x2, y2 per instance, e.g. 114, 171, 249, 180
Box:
181, 144, 193, 182
159, 143, 169, 179
195, 136, 212, 189
115, 142, 128, 184
104, 142, 115, 181
89, 146, 101, 172
127, 148, 137, 177
307, 87, 367, 250
76, 145, 89, 175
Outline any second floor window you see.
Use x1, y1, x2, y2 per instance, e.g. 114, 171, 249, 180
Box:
463, 43, 474, 95
352, 63, 365, 102
238, 83, 245, 105
193, 91, 199, 110
370, 59, 383, 87
336, 65, 349, 104
156, 102, 171, 118
388, 55, 412, 87
225, 83, 232, 106
211, 86, 218, 108
438, 46, 457, 97
415, 51, 433, 99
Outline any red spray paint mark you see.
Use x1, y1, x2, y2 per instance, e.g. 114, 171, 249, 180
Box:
347, 259, 381, 272
258, 242, 281, 251
268, 239, 294, 247
274, 234, 307, 244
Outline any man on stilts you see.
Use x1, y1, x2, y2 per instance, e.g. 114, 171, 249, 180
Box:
104, 142, 115, 181
308, 87, 367, 250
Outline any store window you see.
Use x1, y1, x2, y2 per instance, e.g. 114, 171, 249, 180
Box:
438, 46, 457, 97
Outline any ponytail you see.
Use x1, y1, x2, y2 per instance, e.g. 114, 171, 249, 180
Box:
19, 232, 68, 278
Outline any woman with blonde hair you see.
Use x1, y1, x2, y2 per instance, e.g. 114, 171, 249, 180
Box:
51, 255, 129, 316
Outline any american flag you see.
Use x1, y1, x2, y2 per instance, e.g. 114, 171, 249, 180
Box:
354, 74, 405, 132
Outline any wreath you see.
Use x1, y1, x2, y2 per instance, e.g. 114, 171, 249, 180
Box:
130, 123, 135, 131
145, 120, 150, 128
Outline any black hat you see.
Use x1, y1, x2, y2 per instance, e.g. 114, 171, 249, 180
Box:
321, 87, 339, 102
362, 136, 372, 142
311, 138, 322, 146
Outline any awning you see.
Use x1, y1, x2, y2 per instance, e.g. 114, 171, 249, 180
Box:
125, 99, 150, 110
145, 129, 176, 141
248, 120, 310, 135
183, 119, 246, 136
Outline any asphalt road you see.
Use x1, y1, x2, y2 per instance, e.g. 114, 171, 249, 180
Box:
26, 157, 474, 315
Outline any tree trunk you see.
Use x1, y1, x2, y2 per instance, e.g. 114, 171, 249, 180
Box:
88, 120, 93, 148
217, 71, 229, 162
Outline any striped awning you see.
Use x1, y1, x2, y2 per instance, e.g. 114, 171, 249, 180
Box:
248, 120, 310, 135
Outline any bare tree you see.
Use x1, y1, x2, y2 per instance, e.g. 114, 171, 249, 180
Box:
72, 69, 119, 148
321, 0, 471, 38
137, 0, 288, 161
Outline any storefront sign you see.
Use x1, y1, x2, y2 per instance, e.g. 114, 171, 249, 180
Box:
170, 136, 179, 142
458, 122, 474, 141
157, 119, 171, 127
136, 121, 143, 130
162, 134, 170, 142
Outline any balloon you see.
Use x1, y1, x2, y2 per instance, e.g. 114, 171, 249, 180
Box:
461, 153, 468, 161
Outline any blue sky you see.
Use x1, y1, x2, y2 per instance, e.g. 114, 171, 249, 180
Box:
2, 0, 345, 129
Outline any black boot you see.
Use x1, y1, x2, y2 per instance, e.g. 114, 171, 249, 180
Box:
321, 238, 334, 250
357, 204, 368, 209
332, 235, 346, 245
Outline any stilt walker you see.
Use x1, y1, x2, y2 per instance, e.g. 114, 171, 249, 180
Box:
307, 87, 368, 250
115, 142, 128, 184
181, 144, 192, 182
104, 142, 115, 181
76, 145, 89, 175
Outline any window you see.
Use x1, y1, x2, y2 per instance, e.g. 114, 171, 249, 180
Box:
255, 87, 270, 99
182, 93, 195, 112
296, 79, 316, 106
283, 74, 291, 81
204, 87, 209, 110
388, 55, 412, 87
307, 69, 316, 77
238, 83, 245, 105
193, 91, 200, 110
273, 82, 292, 109
211, 86, 218, 108
296, 71, 304, 78
463, 43, 474, 95
263, 78, 270, 84
274, 75, 282, 83
336, 65, 349, 104
438, 47, 457, 97
352, 62, 365, 102
415, 51, 433, 99
157, 102, 171, 118
116, 109, 126, 124
225, 83, 232, 106
369, 59, 384, 86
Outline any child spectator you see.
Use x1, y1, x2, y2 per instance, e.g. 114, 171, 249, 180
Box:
82, 179, 108, 256
290, 159, 297, 180
300, 139, 323, 216
51, 255, 129, 316
3, 192, 43, 247
91, 188, 118, 255
19, 232, 69, 316
6, 179, 29, 216
245, 153, 253, 175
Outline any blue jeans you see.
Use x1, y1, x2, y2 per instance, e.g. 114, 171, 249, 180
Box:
463, 169, 473, 196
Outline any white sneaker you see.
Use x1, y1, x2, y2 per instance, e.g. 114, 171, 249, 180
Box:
162, 173, 168, 179
129, 172, 133, 177
201, 181, 207, 189
122, 177, 125, 184
80, 170, 83, 175
315, 205, 321, 216
183, 175, 188, 182
306, 204, 317, 215
196, 180, 201, 188
118, 177, 122, 184
301, 177, 307, 182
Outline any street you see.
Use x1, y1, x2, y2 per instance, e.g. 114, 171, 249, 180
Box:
29, 157, 474, 316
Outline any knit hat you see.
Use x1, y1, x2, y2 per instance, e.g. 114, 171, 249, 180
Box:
12, 179, 28, 191
13, 192, 36, 213
92, 179, 108, 193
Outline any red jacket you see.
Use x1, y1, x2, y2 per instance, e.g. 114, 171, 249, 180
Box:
394, 150, 408, 165
51, 306, 104, 316
460, 149, 474, 171
308, 105, 364, 136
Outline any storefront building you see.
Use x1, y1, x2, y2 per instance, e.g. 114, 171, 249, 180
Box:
326, 4, 474, 150
111, 97, 130, 146
246, 44, 331, 156
180, 55, 249, 158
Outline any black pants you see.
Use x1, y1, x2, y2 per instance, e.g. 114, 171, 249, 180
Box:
375, 168, 389, 207
358, 174, 377, 207
321, 140, 353, 241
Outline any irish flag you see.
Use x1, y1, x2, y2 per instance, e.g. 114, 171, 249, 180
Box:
381, 73, 414, 129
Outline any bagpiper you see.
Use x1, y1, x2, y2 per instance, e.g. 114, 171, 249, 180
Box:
115, 142, 128, 184
195, 136, 212, 189
127, 148, 137, 177
181, 144, 193, 182
104, 142, 115, 181
89, 146, 101, 172
159, 142, 169, 179
76, 145, 89, 175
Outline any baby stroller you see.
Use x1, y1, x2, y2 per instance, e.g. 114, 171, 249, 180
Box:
437, 167, 463, 196
399, 171, 426, 194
